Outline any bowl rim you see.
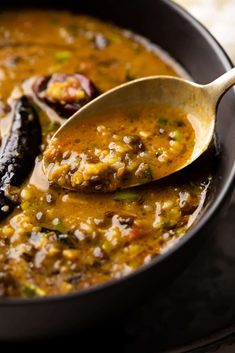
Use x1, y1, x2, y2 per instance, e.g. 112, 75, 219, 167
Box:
1, 0, 235, 306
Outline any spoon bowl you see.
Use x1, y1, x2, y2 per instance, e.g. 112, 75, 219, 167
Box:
44, 68, 235, 189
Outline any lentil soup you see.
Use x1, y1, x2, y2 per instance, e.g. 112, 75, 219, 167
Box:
0, 10, 213, 298
44, 104, 195, 192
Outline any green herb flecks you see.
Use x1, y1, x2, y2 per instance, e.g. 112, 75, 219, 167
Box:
55, 50, 72, 63
21, 201, 30, 211
157, 117, 168, 126
139, 167, 153, 184
43, 121, 60, 133
189, 139, 195, 149
22, 283, 45, 298
107, 31, 122, 43
113, 190, 141, 202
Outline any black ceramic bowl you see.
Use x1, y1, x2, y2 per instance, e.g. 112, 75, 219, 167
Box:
1, 0, 235, 340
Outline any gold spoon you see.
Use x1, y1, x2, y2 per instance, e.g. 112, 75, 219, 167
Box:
43, 68, 235, 189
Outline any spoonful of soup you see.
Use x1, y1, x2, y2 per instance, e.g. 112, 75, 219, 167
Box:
43, 68, 235, 192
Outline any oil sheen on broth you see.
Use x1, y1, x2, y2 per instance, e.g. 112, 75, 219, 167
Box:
44, 104, 195, 192
0, 11, 212, 298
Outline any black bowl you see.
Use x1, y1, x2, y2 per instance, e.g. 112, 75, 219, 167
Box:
1, 0, 235, 340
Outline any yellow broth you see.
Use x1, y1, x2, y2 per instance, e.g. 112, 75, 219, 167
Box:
44, 104, 195, 191
0, 11, 212, 298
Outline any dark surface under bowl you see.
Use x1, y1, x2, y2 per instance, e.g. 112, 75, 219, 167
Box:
0, 0, 235, 341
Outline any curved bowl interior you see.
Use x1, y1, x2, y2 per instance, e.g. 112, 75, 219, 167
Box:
0, 0, 235, 340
